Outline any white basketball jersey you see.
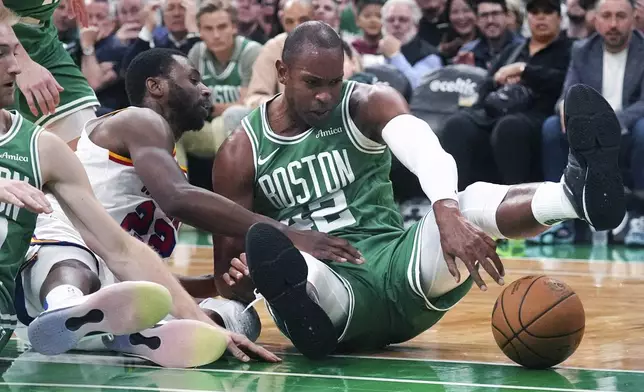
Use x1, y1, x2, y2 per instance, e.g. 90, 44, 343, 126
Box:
32, 109, 185, 259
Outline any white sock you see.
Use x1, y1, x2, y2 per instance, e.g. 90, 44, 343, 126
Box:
44, 284, 84, 311
531, 182, 579, 226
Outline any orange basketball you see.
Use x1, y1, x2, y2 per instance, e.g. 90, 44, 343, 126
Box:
491, 275, 585, 369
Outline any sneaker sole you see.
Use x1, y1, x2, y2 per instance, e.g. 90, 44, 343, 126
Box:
245, 223, 337, 359
565, 84, 625, 231
28, 281, 172, 356
105, 319, 228, 368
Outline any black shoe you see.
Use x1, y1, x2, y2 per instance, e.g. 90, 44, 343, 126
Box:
245, 223, 337, 359
562, 84, 626, 231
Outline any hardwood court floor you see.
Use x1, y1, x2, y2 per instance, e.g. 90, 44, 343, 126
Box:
1, 227, 643, 391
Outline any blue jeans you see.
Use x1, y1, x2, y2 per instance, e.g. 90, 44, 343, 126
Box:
541, 115, 644, 191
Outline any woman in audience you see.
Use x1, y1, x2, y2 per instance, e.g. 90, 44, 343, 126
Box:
439, 0, 478, 62
437, 0, 571, 189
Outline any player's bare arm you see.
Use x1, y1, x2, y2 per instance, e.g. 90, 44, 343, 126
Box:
37, 129, 280, 363
211, 129, 260, 303
93, 107, 281, 238
351, 84, 505, 290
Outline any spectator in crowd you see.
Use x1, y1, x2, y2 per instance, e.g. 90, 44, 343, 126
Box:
114, 0, 145, 45
312, 0, 365, 42
259, 0, 279, 37
244, 0, 313, 108
438, 0, 571, 191
237, 0, 269, 43
53, 0, 81, 66
121, 0, 200, 74
566, 0, 593, 38
580, 0, 599, 34
505, 0, 525, 33
177, 1, 262, 166
352, 0, 384, 65
635, 0, 644, 30
313, 0, 341, 30
541, 0, 644, 245
82, 0, 131, 115
456, 0, 524, 70
379, 0, 443, 87
339, 0, 365, 40
416, 0, 450, 46
438, 0, 478, 62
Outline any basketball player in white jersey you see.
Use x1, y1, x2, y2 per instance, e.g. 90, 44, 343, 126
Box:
213, 22, 626, 359
17, 47, 359, 366
0, 9, 278, 367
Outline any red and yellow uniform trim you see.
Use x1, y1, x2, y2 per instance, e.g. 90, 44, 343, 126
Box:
108, 148, 187, 173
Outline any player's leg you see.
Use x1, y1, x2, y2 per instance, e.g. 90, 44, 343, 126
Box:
19, 245, 172, 356
245, 223, 350, 359
418, 84, 626, 300
43, 107, 96, 151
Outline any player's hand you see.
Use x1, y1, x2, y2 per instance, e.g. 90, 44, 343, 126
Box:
225, 331, 281, 363
0, 179, 52, 214
17, 60, 64, 117
217, 254, 256, 303
433, 199, 504, 291
286, 229, 365, 264
70, 0, 89, 28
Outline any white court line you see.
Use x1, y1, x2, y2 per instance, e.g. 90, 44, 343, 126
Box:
0, 355, 621, 392
0, 382, 221, 392
505, 268, 644, 280
274, 352, 644, 375
7, 349, 644, 375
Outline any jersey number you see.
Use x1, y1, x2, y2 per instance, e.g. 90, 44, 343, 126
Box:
120, 201, 177, 258
283, 191, 356, 233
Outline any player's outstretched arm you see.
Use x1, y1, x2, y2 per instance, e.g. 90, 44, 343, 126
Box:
37, 130, 280, 363
358, 85, 504, 290
110, 108, 362, 265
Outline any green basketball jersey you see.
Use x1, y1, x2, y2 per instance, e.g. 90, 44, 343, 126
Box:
0, 112, 43, 307
4, 0, 61, 22
245, 81, 473, 351
199, 38, 251, 104
7, 0, 60, 64
244, 81, 405, 246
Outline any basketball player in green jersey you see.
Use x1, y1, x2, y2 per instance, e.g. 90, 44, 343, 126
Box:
2, 0, 99, 150
180, 0, 262, 161
212, 21, 626, 358
0, 9, 280, 364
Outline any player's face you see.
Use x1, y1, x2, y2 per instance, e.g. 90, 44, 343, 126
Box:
0, 25, 21, 110
165, 56, 213, 131
279, 47, 344, 128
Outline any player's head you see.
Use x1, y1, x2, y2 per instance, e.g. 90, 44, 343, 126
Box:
0, 7, 20, 110
277, 21, 344, 127
126, 48, 212, 132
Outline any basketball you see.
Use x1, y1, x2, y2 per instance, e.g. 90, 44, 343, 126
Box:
491, 276, 585, 369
